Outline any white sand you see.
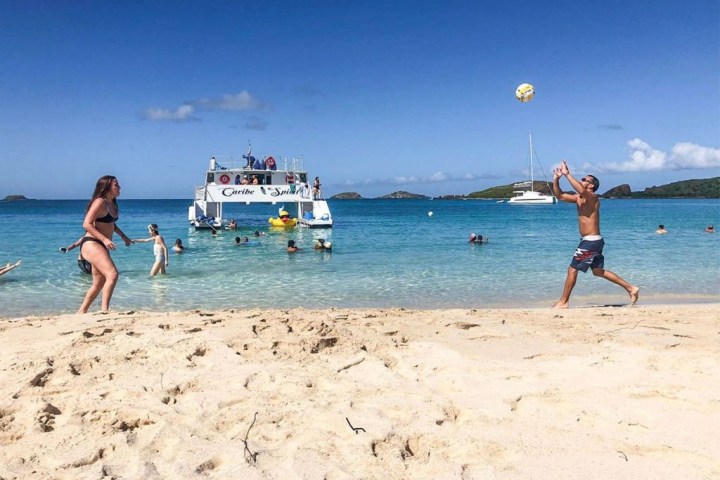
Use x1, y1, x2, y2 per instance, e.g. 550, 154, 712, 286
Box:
1, 305, 718, 479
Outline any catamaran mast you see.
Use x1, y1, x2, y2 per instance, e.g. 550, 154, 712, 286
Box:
529, 133, 534, 192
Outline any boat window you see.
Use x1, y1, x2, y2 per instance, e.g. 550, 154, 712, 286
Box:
207, 173, 215, 184
298, 173, 307, 183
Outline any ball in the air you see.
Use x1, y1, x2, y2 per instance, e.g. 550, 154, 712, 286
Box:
515, 83, 535, 103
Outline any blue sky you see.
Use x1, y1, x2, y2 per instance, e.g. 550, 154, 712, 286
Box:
1, 0, 718, 199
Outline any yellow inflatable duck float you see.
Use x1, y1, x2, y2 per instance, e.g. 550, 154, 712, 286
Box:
268, 209, 298, 228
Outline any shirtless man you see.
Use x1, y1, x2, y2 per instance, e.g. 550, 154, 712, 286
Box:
551, 160, 639, 308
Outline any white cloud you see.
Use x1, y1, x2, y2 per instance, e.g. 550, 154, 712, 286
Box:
392, 175, 421, 184
143, 104, 196, 121
143, 91, 267, 122
194, 91, 267, 111
587, 138, 720, 173
670, 142, 720, 169
342, 172, 499, 187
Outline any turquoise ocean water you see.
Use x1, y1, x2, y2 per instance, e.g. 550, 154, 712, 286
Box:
1, 198, 718, 318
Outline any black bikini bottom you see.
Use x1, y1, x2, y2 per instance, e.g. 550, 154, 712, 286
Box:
78, 236, 105, 274
80, 236, 106, 249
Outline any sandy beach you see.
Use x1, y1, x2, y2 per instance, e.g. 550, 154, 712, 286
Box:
1, 305, 718, 479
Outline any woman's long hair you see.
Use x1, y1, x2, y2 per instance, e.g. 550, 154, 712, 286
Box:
86, 175, 118, 213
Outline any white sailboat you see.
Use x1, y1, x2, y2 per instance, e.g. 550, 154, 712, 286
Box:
508, 133, 557, 205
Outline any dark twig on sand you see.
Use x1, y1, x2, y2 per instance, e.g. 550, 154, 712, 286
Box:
605, 320, 645, 334
337, 357, 365, 372
346, 417, 366, 434
243, 412, 259, 464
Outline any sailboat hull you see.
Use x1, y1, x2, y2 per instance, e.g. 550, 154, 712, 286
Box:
508, 191, 557, 204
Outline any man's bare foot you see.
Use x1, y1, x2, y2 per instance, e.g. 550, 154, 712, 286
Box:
629, 287, 640, 306
552, 301, 569, 309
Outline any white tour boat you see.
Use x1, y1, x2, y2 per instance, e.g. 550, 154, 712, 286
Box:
508, 133, 557, 205
188, 147, 333, 229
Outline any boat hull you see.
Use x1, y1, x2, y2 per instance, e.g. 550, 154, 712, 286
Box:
508, 192, 556, 205
299, 219, 333, 228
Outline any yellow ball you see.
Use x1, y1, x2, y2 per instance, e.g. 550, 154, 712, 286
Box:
515, 83, 535, 103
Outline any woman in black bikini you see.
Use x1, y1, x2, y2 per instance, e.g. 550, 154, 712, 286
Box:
77, 175, 133, 313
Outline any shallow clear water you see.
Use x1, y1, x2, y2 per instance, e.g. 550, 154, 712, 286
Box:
1, 198, 718, 318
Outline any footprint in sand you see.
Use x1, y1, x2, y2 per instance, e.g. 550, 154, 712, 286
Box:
30, 368, 53, 387
37, 403, 61, 432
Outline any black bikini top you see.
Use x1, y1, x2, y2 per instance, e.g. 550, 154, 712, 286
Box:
95, 200, 119, 223
95, 212, 118, 223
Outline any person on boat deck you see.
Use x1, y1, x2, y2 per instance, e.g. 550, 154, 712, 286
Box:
59, 234, 93, 274
656, 224, 668, 234
241, 175, 249, 185
295, 182, 305, 197
296, 182, 311, 198
252, 175, 260, 185
312, 177, 321, 198
234, 174, 241, 185
172, 239, 184, 253
287, 240, 300, 253
133, 224, 169, 277
227, 219, 237, 230
243, 152, 255, 168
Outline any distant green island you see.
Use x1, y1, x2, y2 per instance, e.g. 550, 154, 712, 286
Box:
2, 195, 29, 201
331, 190, 430, 200
331, 177, 720, 200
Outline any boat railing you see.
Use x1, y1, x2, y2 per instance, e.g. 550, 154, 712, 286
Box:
512, 181, 531, 193
209, 155, 305, 172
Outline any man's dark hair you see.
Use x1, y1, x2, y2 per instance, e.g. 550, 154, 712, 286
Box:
587, 175, 599, 192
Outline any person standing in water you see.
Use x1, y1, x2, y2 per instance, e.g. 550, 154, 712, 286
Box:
59, 234, 92, 274
551, 161, 639, 308
77, 175, 133, 313
134, 224, 169, 276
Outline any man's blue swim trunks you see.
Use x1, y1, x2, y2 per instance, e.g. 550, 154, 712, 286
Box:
570, 235, 605, 272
